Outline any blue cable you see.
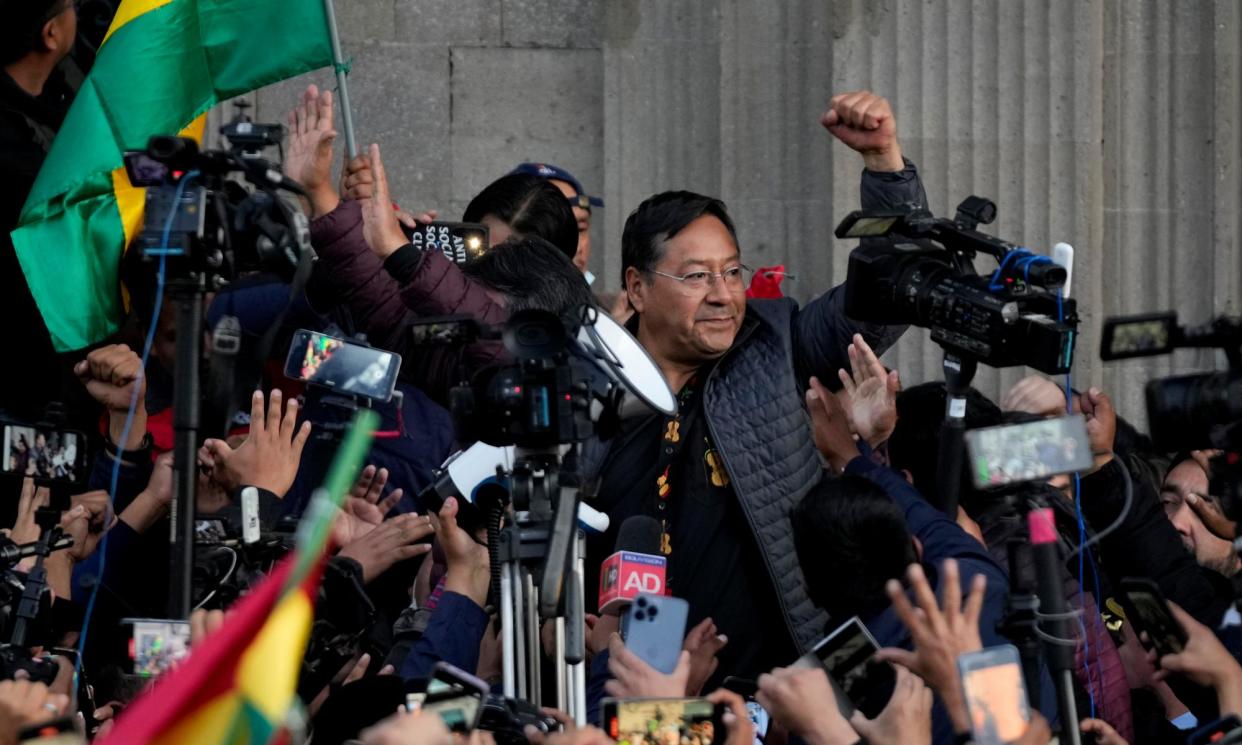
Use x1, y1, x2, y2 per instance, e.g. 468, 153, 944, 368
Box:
74, 171, 199, 682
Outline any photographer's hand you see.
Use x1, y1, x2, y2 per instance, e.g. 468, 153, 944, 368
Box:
706, 689, 757, 745
75, 343, 147, 451
358, 144, 411, 259
360, 709, 452, 745
0, 679, 69, 745
834, 333, 900, 447
10, 478, 49, 547
848, 665, 932, 745
1079, 386, 1116, 473
874, 560, 985, 734
285, 84, 339, 218
756, 666, 856, 745
338, 512, 434, 584
806, 376, 861, 474
682, 617, 728, 696
119, 452, 173, 535
202, 389, 311, 497
434, 496, 491, 606
605, 632, 690, 699
1151, 602, 1242, 716
822, 91, 903, 172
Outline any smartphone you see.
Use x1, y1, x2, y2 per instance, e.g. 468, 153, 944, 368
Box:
801, 616, 895, 720
121, 618, 191, 677
622, 594, 689, 675
602, 698, 726, 745
405, 662, 489, 732
283, 329, 402, 402
2, 424, 86, 485
720, 678, 767, 745
403, 221, 489, 264
965, 414, 1094, 489
958, 645, 1030, 745
1120, 577, 1188, 656
1099, 312, 1177, 360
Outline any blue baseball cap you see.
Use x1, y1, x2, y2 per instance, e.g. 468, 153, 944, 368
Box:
509, 162, 603, 209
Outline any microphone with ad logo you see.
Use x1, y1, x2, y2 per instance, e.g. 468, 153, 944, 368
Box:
598, 515, 667, 615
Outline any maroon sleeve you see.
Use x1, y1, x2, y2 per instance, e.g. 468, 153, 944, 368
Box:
306, 200, 410, 350
392, 250, 507, 326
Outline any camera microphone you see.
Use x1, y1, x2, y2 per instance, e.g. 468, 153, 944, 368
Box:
1053, 242, 1074, 299
598, 515, 666, 615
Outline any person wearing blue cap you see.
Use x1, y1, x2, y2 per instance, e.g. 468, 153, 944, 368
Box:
509, 162, 603, 275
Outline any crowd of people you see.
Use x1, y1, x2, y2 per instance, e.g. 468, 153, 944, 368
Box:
0, 2, 1240, 744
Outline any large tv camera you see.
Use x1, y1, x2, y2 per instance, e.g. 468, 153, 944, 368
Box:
123, 103, 311, 285
835, 196, 1078, 375
1100, 311, 1241, 517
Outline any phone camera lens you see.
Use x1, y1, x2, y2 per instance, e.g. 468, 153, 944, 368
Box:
634, 610, 646, 621
636, 597, 648, 608
648, 606, 659, 618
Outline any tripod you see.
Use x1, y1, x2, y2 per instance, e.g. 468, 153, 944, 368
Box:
168, 275, 207, 619
934, 351, 977, 517
494, 447, 588, 724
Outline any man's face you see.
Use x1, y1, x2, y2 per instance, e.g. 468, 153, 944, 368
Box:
1162, 460, 1239, 577
627, 215, 746, 370
549, 179, 592, 272
47, 0, 78, 62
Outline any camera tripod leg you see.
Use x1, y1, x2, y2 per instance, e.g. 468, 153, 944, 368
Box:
524, 571, 542, 704
501, 560, 518, 699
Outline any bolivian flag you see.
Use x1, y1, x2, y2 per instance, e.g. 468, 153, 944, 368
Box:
96, 410, 380, 745
11, 0, 335, 352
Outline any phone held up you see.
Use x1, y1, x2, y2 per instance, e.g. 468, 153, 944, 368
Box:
283, 329, 402, 403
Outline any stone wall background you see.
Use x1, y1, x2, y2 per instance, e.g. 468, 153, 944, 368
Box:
244, 0, 1242, 424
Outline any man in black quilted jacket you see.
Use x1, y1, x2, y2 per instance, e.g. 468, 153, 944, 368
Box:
582, 91, 928, 688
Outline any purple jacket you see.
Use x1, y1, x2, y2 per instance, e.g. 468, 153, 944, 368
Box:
307, 200, 506, 405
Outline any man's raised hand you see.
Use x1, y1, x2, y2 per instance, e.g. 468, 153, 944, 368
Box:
822, 91, 903, 172
285, 84, 339, 217
202, 389, 311, 497
358, 144, 411, 259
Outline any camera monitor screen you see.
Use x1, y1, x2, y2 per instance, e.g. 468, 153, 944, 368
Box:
965, 414, 1094, 489
605, 699, 720, 745
1100, 312, 1177, 360
2, 425, 85, 484
284, 330, 402, 402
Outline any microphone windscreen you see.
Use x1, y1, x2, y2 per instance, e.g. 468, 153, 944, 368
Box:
614, 515, 662, 555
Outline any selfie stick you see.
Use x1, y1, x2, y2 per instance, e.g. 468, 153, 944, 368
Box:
1029, 507, 1082, 745
322, 0, 359, 158
935, 352, 978, 516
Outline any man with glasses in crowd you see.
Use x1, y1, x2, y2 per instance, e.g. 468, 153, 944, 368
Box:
582, 91, 929, 686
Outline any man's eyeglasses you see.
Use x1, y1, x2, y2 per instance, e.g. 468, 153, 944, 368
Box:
648, 265, 752, 293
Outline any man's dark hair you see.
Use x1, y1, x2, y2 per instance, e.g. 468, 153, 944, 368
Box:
793, 475, 917, 623
888, 381, 1004, 517
463, 174, 578, 261
462, 236, 592, 316
0, 0, 70, 66
620, 191, 738, 286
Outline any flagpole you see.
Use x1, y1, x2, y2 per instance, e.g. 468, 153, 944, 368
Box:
322, 0, 359, 158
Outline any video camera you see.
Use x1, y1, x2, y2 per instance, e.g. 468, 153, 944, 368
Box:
1100, 311, 1241, 517
835, 196, 1078, 374
123, 101, 312, 285
416, 306, 676, 450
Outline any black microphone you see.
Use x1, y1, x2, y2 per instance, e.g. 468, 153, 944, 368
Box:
599, 516, 666, 614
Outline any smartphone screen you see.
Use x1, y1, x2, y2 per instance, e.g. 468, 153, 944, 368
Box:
958, 646, 1030, 745
1121, 579, 1187, 656
1100, 312, 1176, 360
965, 414, 1094, 489
2, 425, 85, 484
123, 619, 191, 677
404, 221, 489, 264
809, 616, 895, 719
603, 698, 722, 745
283, 330, 402, 402
744, 701, 769, 745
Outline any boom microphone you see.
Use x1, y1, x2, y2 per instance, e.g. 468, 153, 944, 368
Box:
598, 515, 666, 615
